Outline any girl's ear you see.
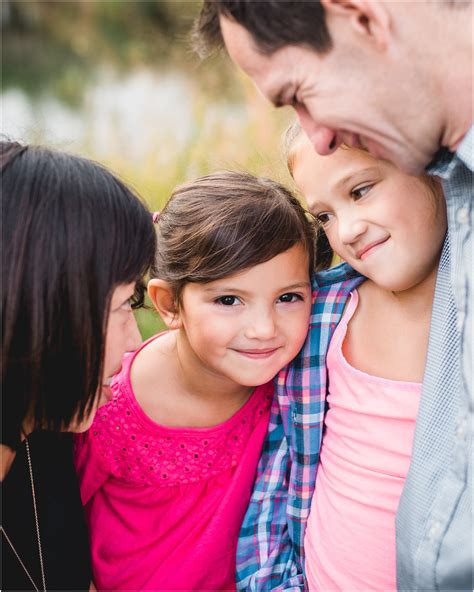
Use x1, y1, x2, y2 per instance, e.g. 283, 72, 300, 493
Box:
147, 279, 182, 330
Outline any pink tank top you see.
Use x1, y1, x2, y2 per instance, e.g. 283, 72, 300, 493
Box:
304, 290, 421, 591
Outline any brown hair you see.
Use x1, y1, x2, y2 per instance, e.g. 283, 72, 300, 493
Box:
193, 1, 332, 59
283, 122, 334, 269
152, 170, 317, 305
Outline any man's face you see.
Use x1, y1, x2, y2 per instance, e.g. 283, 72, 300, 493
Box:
220, 16, 441, 174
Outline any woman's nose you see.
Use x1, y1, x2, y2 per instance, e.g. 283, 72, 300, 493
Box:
127, 316, 142, 352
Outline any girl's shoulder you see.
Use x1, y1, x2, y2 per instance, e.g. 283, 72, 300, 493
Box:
312, 262, 364, 290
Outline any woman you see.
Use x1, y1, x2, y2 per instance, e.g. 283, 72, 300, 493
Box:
1, 141, 156, 591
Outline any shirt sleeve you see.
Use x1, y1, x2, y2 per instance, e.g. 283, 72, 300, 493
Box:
236, 399, 306, 591
74, 429, 110, 506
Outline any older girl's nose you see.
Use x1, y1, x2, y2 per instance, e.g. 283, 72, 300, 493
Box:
337, 212, 367, 246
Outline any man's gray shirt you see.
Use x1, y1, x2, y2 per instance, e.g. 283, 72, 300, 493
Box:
396, 127, 473, 591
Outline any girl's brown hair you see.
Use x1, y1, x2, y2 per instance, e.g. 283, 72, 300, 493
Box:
284, 121, 334, 270
152, 170, 317, 305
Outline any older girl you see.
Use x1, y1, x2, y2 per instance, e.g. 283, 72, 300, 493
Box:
237, 124, 447, 591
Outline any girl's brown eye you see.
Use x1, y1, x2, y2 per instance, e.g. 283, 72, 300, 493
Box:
351, 184, 372, 200
316, 213, 332, 226
215, 295, 239, 306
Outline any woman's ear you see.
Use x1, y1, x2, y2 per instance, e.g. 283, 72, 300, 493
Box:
147, 279, 182, 330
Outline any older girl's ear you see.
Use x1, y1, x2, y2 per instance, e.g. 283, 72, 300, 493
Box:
147, 279, 182, 330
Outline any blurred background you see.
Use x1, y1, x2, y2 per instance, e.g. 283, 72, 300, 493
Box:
1, 0, 295, 337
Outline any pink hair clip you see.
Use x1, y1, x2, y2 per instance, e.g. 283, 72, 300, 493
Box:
152, 211, 161, 224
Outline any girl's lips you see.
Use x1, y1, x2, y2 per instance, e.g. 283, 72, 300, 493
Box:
357, 238, 389, 260
234, 348, 280, 359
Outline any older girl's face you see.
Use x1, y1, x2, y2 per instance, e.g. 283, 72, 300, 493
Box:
291, 138, 447, 293
71, 282, 142, 432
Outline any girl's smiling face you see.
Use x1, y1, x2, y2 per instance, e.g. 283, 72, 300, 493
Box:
291, 139, 447, 293
174, 244, 312, 389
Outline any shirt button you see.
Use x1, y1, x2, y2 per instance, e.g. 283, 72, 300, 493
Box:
428, 522, 442, 541
456, 207, 470, 225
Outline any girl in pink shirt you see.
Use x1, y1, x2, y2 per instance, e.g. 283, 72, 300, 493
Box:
75, 171, 317, 591
284, 123, 447, 591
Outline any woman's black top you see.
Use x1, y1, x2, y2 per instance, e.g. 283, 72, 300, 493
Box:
1, 430, 92, 591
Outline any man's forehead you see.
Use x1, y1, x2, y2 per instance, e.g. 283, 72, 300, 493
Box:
219, 15, 293, 106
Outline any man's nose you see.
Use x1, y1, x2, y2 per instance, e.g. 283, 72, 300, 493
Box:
296, 109, 341, 156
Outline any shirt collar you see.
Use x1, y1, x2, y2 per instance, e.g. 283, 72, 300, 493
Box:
425, 124, 474, 178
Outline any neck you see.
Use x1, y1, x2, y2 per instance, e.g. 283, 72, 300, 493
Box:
0, 445, 17, 481
426, 8, 473, 150
386, 265, 438, 317
0, 422, 35, 481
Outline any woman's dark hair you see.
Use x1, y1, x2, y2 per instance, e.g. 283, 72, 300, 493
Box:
153, 170, 317, 307
193, 0, 332, 58
1, 141, 156, 447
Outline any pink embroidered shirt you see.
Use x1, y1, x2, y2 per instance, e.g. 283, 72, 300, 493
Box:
74, 336, 272, 591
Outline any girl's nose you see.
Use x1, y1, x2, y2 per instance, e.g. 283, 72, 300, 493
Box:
337, 213, 367, 246
244, 310, 278, 341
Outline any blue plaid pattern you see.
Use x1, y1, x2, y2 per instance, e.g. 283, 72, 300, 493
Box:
237, 263, 364, 591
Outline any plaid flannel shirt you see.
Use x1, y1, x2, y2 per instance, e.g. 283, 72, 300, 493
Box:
237, 262, 364, 591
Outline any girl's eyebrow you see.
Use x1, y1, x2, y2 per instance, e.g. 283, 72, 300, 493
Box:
335, 166, 380, 190
203, 281, 311, 295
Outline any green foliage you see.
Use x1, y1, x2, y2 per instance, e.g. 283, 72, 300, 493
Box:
2, 0, 300, 340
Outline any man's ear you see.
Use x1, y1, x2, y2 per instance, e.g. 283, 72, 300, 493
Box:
321, 0, 391, 50
147, 279, 182, 330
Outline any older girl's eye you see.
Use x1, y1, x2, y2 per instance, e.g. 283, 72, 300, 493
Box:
215, 295, 240, 306
278, 293, 303, 303
351, 184, 372, 199
315, 212, 334, 226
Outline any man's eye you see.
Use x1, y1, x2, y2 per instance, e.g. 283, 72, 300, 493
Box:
215, 295, 240, 306
278, 293, 303, 303
351, 184, 372, 199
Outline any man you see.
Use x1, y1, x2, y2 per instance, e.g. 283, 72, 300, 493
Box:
194, 1, 472, 591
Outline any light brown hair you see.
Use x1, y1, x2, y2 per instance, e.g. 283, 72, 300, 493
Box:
152, 170, 317, 306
